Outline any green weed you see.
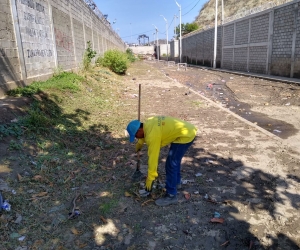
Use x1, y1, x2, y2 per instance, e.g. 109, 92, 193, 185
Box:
99, 199, 118, 216
126, 48, 136, 62
192, 100, 204, 107
0, 123, 24, 139
83, 41, 97, 71
8, 72, 82, 97
9, 140, 22, 150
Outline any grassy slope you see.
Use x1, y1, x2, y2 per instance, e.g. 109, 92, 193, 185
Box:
0, 66, 139, 249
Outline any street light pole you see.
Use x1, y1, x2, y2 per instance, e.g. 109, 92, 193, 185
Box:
152, 24, 159, 61
213, 0, 218, 69
130, 23, 132, 45
174, 15, 178, 39
175, 0, 182, 63
222, 0, 224, 25
160, 15, 168, 62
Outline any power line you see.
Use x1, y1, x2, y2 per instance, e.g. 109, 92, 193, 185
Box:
121, 29, 155, 39
183, 0, 201, 16
182, 0, 201, 10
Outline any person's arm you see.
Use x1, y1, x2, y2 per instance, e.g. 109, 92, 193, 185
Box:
135, 138, 145, 152
145, 137, 161, 191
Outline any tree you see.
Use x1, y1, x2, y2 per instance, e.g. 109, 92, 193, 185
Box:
175, 22, 199, 37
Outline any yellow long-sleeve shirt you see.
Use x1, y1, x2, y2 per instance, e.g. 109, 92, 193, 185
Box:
136, 116, 197, 181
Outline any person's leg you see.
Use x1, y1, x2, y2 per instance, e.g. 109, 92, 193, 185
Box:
156, 139, 194, 207
165, 139, 195, 196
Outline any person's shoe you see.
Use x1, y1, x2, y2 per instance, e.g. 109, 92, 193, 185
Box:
155, 193, 178, 206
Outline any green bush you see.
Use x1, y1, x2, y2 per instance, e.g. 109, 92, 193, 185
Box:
126, 48, 136, 62
98, 50, 128, 74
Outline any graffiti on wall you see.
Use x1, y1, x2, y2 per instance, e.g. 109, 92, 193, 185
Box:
54, 28, 73, 52
25, 27, 48, 38
16, 0, 55, 77
20, 0, 45, 13
24, 11, 45, 25
27, 49, 52, 58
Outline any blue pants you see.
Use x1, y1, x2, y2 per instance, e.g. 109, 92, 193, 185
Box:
165, 139, 194, 195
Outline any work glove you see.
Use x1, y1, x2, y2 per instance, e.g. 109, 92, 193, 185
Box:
145, 177, 154, 192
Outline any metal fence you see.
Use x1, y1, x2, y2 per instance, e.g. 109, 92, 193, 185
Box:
83, 0, 122, 42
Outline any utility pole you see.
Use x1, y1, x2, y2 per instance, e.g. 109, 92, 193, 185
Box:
174, 15, 178, 39
213, 0, 218, 69
152, 24, 159, 61
160, 15, 168, 61
175, 0, 182, 63
222, 0, 224, 25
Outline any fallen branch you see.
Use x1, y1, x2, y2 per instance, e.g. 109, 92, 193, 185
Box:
141, 199, 154, 206
220, 240, 229, 246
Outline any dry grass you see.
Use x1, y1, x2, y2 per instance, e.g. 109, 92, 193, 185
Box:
195, 0, 278, 29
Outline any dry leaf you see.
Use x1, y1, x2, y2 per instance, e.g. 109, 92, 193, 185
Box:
32, 239, 44, 248
184, 193, 191, 200
210, 217, 225, 224
32, 192, 48, 198
79, 243, 87, 248
64, 176, 71, 183
17, 173, 22, 182
71, 227, 80, 235
33, 175, 43, 181
124, 191, 131, 197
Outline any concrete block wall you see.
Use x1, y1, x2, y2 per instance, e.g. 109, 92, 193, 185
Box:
159, 44, 170, 57
0, 0, 23, 95
131, 46, 154, 55
295, 3, 300, 78
182, 27, 222, 68
177, 0, 300, 79
0, 0, 125, 96
169, 40, 178, 60
222, 10, 270, 74
271, 3, 295, 77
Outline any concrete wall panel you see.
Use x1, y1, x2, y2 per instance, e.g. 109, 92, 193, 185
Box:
250, 14, 269, 43
72, 18, 84, 66
235, 19, 249, 45
270, 4, 294, 77
223, 48, 233, 70
234, 47, 248, 71
0, 0, 22, 89
223, 24, 234, 46
249, 46, 268, 74
52, 6, 75, 70
17, 0, 55, 77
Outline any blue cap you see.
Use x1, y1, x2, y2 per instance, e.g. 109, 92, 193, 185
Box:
126, 120, 141, 143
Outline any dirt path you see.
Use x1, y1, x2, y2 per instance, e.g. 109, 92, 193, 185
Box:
0, 61, 299, 249
114, 61, 300, 249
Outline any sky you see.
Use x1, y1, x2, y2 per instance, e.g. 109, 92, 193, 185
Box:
94, 0, 207, 44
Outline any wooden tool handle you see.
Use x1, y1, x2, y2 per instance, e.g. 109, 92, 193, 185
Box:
138, 84, 141, 121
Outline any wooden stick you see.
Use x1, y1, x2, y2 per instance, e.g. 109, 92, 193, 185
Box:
138, 84, 141, 121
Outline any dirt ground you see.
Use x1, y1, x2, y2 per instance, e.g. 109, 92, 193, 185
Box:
0, 61, 300, 250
